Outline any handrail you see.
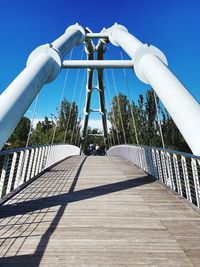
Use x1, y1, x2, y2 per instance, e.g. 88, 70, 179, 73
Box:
108, 145, 200, 208
117, 144, 200, 160
0, 144, 80, 200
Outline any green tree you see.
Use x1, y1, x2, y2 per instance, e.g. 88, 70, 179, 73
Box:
162, 109, 191, 153
30, 116, 54, 145
4, 117, 31, 150
108, 88, 190, 153
55, 98, 80, 144
108, 93, 130, 144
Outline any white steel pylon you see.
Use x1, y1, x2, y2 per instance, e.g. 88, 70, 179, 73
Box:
0, 24, 200, 156
81, 28, 108, 145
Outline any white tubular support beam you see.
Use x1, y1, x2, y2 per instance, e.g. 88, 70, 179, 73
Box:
86, 33, 109, 39
0, 24, 85, 151
62, 60, 134, 69
107, 24, 200, 156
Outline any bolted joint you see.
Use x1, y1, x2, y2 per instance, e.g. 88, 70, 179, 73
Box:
107, 23, 128, 46
27, 44, 61, 84
65, 23, 85, 45
133, 44, 168, 84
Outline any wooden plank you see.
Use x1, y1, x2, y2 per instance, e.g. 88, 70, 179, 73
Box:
0, 155, 199, 266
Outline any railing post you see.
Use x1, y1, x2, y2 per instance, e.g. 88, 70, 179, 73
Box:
181, 156, 192, 203
26, 148, 35, 181
20, 150, 30, 185
155, 150, 163, 182
14, 150, 25, 189
42, 146, 49, 169
173, 154, 183, 196
35, 147, 42, 176
38, 146, 45, 173
191, 158, 200, 208
151, 149, 158, 178
6, 152, 18, 194
0, 155, 9, 197
166, 152, 175, 190
31, 148, 38, 178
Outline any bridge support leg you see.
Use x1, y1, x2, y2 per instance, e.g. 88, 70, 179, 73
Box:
0, 24, 85, 151
96, 39, 108, 147
107, 24, 200, 156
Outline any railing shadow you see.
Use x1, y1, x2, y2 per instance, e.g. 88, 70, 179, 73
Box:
0, 175, 155, 219
0, 157, 155, 266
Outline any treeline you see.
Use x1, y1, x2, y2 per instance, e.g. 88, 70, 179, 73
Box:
3, 98, 81, 150
3, 89, 191, 154
107, 88, 191, 153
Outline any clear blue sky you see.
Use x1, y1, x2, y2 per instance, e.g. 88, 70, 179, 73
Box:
0, 0, 200, 126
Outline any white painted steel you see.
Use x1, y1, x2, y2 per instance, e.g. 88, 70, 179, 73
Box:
62, 60, 134, 69
14, 151, 24, 189
0, 144, 80, 200
0, 24, 85, 151
107, 24, 200, 156
0, 155, 9, 198
6, 152, 17, 194
86, 33, 109, 39
108, 145, 200, 209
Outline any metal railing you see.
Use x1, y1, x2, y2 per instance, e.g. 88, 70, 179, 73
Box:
0, 144, 80, 200
108, 145, 200, 208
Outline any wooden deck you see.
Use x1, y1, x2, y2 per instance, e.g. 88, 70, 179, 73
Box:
0, 155, 200, 266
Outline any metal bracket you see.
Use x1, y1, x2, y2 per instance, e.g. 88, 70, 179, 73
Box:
133, 44, 168, 84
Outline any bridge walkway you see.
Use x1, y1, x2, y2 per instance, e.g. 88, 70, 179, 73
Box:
0, 156, 200, 266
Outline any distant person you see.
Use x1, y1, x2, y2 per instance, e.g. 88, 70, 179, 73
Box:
95, 144, 100, 155
89, 143, 94, 155
101, 145, 106, 156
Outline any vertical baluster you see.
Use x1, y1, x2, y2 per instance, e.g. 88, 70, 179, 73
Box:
45, 146, 50, 168
31, 147, 39, 178
38, 146, 45, 173
173, 154, 183, 196
6, 152, 17, 194
14, 150, 24, 189
20, 150, 30, 185
161, 151, 168, 185
156, 150, 163, 182
151, 149, 157, 178
26, 148, 35, 181
35, 147, 42, 175
181, 156, 192, 203
0, 155, 9, 198
191, 158, 200, 208
166, 152, 175, 190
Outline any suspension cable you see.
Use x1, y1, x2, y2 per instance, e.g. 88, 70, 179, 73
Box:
71, 69, 86, 145
104, 86, 113, 147
120, 50, 139, 145
111, 69, 127, 144
26, 93, 39, 147
153, 91, 165, 149
105, 70, 119, 145
74, 70, 86, 146
51, 49, 73, 144
64, 46, 84, 143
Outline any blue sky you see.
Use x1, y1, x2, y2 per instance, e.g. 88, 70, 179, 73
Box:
0, 0, 200, 128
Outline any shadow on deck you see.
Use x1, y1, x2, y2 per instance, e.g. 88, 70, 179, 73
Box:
0, 156, 199, 266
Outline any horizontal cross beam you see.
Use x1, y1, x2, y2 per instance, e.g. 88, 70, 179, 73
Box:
62, 60, 134, 69
85, 33, 109, 40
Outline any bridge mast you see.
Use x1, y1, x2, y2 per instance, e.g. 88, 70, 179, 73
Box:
0, 24, 85, 151
81, 29, 109, 147
106, 24, 200, 156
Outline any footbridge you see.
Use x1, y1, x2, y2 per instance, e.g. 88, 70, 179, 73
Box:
0, 24, 200, 266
